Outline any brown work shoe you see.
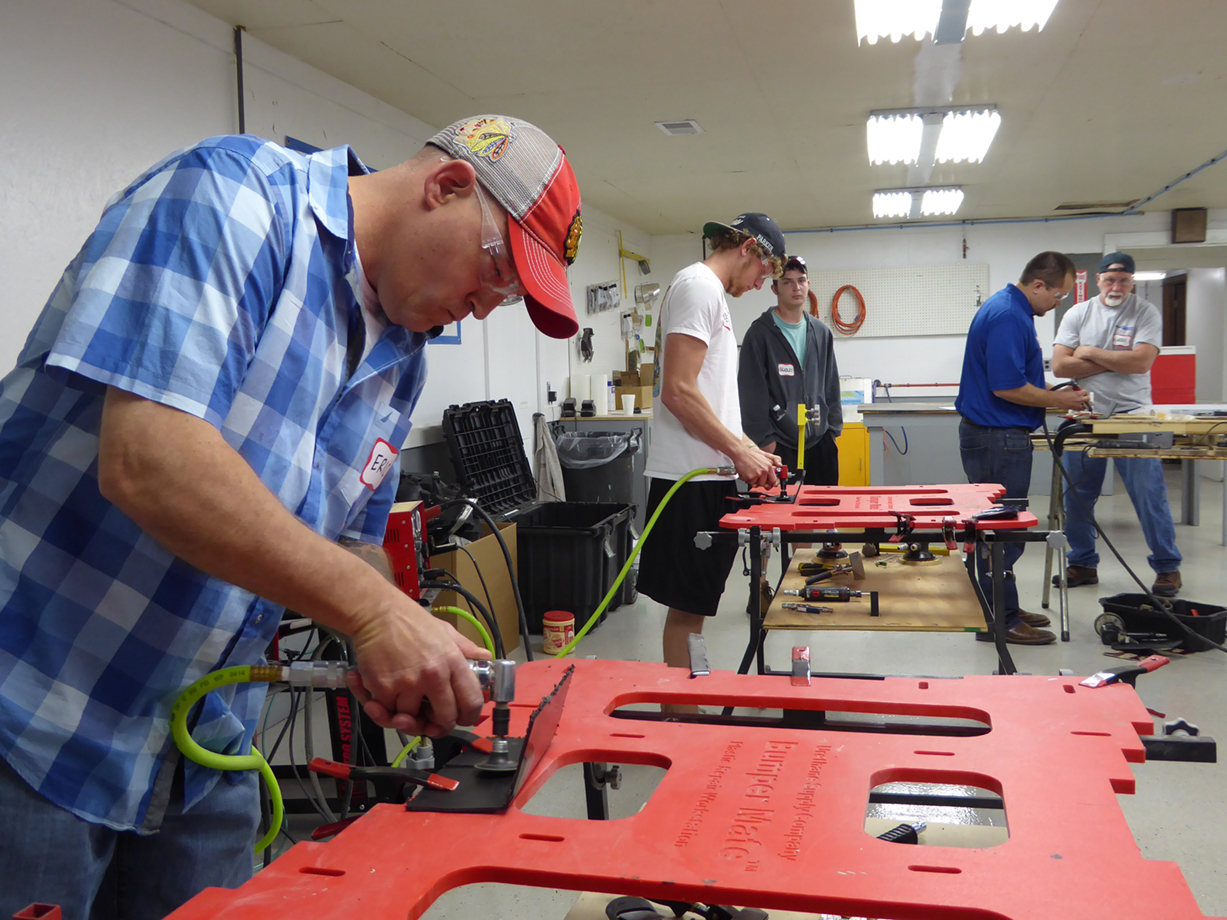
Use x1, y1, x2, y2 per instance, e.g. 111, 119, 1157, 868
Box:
1151, 571, 1182, 598
1004, 622, 1056, 645
1052, 565, 1098, 588
1017, 609, 1051, 628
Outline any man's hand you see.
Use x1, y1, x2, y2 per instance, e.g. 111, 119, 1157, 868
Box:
1052, 386, 1093, 411
733, 442, 780, 489
344, 601, 490, 736
98, 387, 490, 737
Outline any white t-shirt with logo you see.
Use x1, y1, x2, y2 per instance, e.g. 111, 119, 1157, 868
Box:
1054, 293, 1163, 415
645, 262, 741, 482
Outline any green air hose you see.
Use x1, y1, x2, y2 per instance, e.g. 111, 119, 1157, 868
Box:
554, 466, 730, 657
169, 665, 285, 854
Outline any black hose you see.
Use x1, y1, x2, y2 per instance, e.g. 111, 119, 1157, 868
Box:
1043, 416, 1226, 653
437, 498, 533, 661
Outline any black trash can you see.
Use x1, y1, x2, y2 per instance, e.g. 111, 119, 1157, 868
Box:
516, 502, 635, 633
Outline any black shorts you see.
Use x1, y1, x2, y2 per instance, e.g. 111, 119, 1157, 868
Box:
772, 430, 839, 485
635, 477, 740, 617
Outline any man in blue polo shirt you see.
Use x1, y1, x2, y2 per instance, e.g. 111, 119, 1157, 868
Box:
955, 251, 1090, 645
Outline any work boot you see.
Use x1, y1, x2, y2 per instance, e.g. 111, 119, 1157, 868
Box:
1052, 564, 1098, 588
1151, 571, 1182, 598
1004, 622, 1056, 645
1017, 609, 1051, 628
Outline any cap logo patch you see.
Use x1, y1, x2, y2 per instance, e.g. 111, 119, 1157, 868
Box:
564, 211, 583, 265
456, 116, 514, 162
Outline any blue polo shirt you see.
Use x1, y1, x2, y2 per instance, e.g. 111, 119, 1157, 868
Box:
955, 284, 1045, 430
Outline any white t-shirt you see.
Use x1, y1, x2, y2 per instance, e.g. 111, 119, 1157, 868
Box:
1054, 293, 1162, 415
645, 262, 741, 482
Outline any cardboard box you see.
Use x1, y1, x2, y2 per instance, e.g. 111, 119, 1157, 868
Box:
614, 384, 652, 409
430, 521, 520, 654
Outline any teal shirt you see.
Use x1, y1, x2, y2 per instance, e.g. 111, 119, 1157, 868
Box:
771, 309, 806, 365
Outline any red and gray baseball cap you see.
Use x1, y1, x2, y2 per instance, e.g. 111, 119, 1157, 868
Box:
428, 115, 582, 339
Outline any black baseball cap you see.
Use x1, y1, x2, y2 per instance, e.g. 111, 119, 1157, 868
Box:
703, 212, 786, 260
1098, 251, 1135, 274
782, 255, 808, 275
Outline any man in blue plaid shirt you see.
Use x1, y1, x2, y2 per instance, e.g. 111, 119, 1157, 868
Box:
0, 115, 582, 917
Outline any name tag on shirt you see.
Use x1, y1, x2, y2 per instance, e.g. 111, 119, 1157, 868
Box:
777, 363, 795, 377
360, 438, 399, 490
1112, 331, 1133, 349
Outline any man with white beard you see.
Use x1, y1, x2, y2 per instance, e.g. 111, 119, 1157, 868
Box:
1051, 251, 1182, 597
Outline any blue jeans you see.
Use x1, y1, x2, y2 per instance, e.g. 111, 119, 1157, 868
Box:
1061, 451, 1182, 573
959, 421, 1033, 627
0, 756, 258, 920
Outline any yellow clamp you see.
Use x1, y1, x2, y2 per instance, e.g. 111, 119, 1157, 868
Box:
795, 404, 811, 471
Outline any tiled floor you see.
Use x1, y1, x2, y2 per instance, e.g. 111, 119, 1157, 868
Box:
283, 470, 1227, 919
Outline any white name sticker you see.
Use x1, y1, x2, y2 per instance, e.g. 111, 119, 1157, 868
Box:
360, 438, 399, 490
1112, 332, 1133, 349
778, 363, 795, 377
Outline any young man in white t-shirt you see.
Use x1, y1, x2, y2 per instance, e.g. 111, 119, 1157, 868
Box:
637, 213, 784, 687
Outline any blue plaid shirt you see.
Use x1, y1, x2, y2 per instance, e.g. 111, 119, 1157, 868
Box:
0, 136, 427, 831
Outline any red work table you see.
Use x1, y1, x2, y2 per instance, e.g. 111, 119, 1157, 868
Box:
716, 484, 1047, 676
163, 658, 1219, 920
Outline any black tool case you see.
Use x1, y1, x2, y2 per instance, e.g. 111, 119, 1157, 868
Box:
1098, 593, 1226, 652
442, 399, 633, 634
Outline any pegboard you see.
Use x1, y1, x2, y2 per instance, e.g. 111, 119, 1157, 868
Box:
811, 263, 989, 338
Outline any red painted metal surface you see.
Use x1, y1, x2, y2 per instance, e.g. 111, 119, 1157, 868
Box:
721, 483, 1038, 532
169, 659, 1220, 920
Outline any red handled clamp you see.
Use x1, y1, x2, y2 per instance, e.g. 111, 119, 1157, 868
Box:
1080, 654, 1170, 688
941, 515, 958, 551
887, 511, 915, 544
308, 757, 459, 799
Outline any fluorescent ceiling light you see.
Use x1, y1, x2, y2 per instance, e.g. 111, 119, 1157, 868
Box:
874, 187, 964, 219
855, 0, 942, 44
934, 109, 1001, 163
855, 0, 1058, 44
868, 106, 1000, 165
966, 0, 1060, 35
873, 191, 914, 219
1132, 271, 1167, 282
867, 114, 925, 165
921, 188, 966, 215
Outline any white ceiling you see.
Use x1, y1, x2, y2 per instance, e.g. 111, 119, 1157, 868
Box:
184, 0, 1227, 237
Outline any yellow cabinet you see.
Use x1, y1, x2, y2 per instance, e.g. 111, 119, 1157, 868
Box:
836, 423, 870, 486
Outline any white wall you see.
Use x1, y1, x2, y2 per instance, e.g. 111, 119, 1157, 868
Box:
650, 213, 1179, 393
1185, 268, 1227, 403
1, 0, 659, 453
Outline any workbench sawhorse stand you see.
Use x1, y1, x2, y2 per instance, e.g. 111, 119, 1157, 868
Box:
715, 484, 1054, 675
166, 659, 1220, 920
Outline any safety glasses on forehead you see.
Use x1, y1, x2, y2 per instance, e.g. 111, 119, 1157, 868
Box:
476, 184, 526, 306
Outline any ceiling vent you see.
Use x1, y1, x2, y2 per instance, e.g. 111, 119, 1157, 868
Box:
1054, 200, 1138, 211
655, 120, 704, 136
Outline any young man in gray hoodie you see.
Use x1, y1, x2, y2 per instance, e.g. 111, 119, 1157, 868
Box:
738, 255, 843, 485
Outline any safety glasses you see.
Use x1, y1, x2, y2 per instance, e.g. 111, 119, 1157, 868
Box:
476, 184, 527, 306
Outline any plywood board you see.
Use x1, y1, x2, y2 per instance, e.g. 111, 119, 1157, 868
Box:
764, 550, 986, 632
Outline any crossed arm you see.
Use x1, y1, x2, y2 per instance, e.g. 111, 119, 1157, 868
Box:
97, 387, 487, 736
1052, 342, 1159, 378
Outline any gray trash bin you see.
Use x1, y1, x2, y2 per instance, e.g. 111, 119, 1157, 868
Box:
555, 430, 641, 507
